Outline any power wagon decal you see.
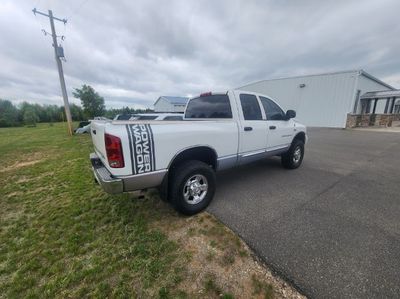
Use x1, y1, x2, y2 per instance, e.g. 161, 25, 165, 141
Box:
126, 124, 156, 174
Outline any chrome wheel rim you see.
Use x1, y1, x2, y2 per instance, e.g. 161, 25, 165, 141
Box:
183, 174, 208, 205
293, 146, 302, 164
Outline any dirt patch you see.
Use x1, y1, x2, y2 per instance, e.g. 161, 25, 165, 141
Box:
4, 191, 23, 199
0, 160, 42, 173
27, 186, 54, 195
0, 205, 26, 223
15, 176, 34, 184
149, 199, 305, 299
0, 152, 47, 173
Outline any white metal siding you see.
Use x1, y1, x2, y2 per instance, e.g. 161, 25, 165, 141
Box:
154, 99, 186, 113
154, 98, 173, 112
356, 75, 392, 114
172, 104, 186, 112
240, 71, 358, 128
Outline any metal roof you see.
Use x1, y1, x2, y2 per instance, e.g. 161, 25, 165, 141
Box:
360, 89, 400, 99
359, 70, 395, 90
157, 96, 189, 105
238, 69, 395, 90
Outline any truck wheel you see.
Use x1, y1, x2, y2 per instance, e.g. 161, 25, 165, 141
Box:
281, 139, 304, 169
169, 160, 216, 215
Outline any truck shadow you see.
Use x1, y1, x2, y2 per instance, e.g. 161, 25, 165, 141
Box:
215, 157, 286, 191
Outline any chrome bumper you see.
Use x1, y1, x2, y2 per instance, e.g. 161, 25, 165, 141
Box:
90, 153, 167, 194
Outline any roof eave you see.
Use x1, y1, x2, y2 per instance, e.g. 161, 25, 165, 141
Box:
359, 70, 395, 90
237, 69, 361, 89
153, 96, 163, 106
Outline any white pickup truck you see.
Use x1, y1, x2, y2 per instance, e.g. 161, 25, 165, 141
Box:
90, 90, 307, 215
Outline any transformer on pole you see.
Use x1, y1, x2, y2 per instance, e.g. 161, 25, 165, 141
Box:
33, 8, 73, 136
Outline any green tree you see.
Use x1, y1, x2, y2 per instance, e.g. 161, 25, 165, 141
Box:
73, 85, 105, 118
0, 99, 20, 127
70, 103, 85, 121
104, 106, 154, 119
23, 107, 39, 127
18, 102, 33, 123
47, 105, 62, 122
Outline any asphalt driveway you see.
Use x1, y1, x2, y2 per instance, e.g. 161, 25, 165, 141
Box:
208, 128, 400, 298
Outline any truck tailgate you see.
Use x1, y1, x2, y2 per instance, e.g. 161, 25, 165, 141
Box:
90, 121, 107, 162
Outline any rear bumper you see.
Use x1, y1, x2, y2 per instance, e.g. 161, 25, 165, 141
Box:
90, 153, 123, 194
90, 153, 167, 194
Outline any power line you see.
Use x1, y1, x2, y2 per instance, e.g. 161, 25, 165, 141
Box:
32, 8, 73, 136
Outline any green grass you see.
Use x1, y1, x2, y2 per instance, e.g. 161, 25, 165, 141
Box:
0, 123, 188, 298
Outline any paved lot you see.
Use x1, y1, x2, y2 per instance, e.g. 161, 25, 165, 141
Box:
208, 128, 400, 298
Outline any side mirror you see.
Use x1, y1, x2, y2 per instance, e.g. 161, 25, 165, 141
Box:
286, 110, 296, 119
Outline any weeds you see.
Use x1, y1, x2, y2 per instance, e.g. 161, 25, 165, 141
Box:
252, 274, 274, 299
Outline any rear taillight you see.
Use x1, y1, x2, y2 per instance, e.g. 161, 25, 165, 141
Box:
105, 133, 124, 168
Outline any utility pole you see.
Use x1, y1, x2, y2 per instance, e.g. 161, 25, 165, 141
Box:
33, 8, 73, 136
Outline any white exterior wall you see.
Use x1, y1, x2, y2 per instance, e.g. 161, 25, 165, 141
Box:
172, 104, 186, 112
240, 71, 358, 128
154, 98, 186, 113
154, 98, 173, 112
239, 71, 393, 128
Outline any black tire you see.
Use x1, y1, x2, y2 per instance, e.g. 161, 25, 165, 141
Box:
169, 160, 216, 215
281, 139, 304, 169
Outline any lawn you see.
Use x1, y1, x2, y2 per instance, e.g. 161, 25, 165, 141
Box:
0, 123, 302, 299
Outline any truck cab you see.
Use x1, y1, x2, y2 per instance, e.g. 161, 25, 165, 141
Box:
90, 90, 307, 215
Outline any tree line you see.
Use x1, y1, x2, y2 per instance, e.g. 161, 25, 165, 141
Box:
0, 85, 152, 127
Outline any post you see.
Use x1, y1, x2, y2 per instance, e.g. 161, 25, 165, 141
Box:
384, 98, 390, 113
48, 10, 73, 136
372, 99, 378, 114
365, 100, 370, 114
389, 97, 396, 114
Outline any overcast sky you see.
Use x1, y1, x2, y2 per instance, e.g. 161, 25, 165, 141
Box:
0, 0, 399, 109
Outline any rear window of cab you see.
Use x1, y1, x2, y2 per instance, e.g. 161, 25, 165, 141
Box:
184, 95, 232, 119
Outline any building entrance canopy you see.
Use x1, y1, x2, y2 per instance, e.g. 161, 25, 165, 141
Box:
360, 89, 400, 114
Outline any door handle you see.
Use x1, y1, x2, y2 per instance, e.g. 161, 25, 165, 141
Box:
244, 126, 253, 131
92, 129, 96, 134
269, 126, 276, 130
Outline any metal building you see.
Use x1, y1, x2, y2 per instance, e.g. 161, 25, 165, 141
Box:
238, 70, 395, 127
153, 96, 189, 113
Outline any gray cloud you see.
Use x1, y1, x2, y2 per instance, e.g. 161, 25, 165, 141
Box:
0, 0, 399, 109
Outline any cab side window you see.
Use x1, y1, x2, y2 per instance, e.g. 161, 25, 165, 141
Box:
259, 96, 286, 120
240, 94, 262, 120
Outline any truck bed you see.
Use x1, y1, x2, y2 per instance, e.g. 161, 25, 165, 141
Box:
91, 119, 239, 176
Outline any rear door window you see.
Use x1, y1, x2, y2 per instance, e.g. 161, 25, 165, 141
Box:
185, 95, 232, 118
240, 94, 262, 120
